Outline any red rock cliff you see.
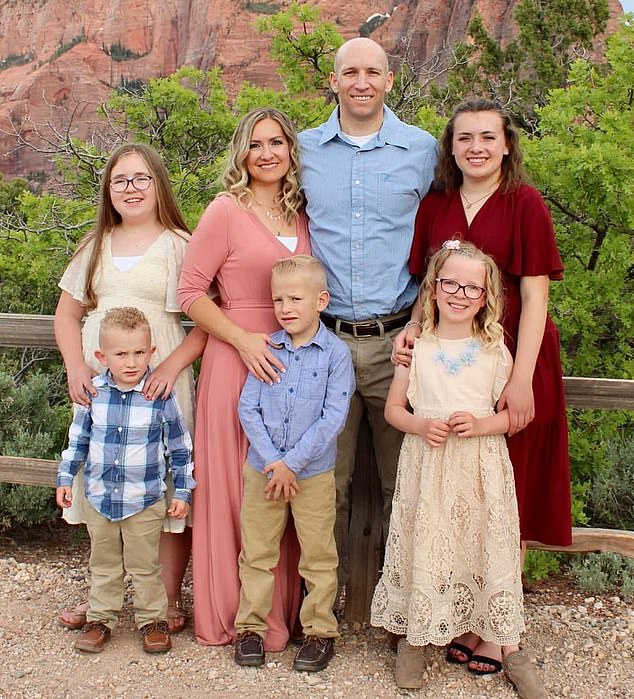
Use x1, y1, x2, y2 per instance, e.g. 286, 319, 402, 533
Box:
0, 0, 625, 179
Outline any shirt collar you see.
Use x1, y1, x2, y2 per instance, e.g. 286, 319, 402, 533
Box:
95, 369, 149, 393
319, 105, 409, 150
279, 321, 330, 352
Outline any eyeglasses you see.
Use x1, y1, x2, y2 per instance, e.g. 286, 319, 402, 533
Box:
110, 175, 153, 193
436, 278, 486, 300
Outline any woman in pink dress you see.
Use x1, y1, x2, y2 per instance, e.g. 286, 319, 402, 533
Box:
399, 99, 571, 675
177, 108, 308, 650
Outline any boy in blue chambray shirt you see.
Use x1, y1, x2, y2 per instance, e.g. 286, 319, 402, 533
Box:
56, 307, 195, 655
235, 255, 354, 673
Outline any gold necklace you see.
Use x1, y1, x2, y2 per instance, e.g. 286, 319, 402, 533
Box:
253, 199, 284, 222
460, 187, 497, 210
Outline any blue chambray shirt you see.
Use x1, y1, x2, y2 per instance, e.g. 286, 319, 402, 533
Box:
238, 322, 355, 479
299, 105, 438, 321
57, 370, 195, 521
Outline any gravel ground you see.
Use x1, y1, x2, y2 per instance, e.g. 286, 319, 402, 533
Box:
0, 531, 632, 699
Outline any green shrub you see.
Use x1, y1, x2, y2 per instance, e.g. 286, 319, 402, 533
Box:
0, 369, 68, 531
570, 553, 634, 600
588, 435, 634, 531
523, 550, 561, 583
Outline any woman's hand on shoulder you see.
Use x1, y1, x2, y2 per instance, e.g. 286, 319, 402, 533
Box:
497, 376, 535, 436
144, 359, 179, 400
236, 331, 286, 384
66, 362, 98, 407
391, 323, 421, 367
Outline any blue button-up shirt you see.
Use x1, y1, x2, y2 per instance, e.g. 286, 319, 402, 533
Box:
57, 371, 195, 521
299, 105, 437, 321
238, 323, 355, 479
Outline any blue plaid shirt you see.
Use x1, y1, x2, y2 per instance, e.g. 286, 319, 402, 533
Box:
57, 370, 195, 521
299, 105, 437, 321
239, 322, 355, 479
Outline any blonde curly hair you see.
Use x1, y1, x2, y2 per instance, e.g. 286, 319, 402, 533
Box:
221, 108, 304, 222
419, 240, 505, 348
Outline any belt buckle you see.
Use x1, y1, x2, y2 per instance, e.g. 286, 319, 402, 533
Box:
352, 320, 380, 338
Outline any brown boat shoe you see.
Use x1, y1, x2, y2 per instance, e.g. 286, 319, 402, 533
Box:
74, 621, 111, 653
141, 621, 172, 654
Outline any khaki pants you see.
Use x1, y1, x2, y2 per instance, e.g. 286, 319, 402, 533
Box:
333, 326, 405, 586
236, 464, 339, 638
83, 498, 168, 629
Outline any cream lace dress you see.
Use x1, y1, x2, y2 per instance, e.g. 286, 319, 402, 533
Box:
58, 230, 195, 532
371, 333, 525, 646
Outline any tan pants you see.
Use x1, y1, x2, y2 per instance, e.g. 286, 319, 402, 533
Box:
83, 498, 168, 629
236, 464, 339, 638
333, 326, 405, 586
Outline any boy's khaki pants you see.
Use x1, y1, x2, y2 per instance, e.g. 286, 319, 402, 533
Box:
83, 498, 168, 629
236, 463, 339, 639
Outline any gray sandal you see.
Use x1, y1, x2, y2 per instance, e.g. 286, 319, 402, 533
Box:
503, 649, 548, 699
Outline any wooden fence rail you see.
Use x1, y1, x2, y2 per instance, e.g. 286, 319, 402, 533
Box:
1, 313, 633, 621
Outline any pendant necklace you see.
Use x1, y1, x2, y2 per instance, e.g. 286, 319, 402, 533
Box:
433, 337, 480, 375
253, 200, 285, 236
460, 187, 497, 210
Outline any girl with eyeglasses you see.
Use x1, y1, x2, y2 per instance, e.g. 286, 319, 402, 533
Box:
395, 99, 571, 683
54, 143, 206, 635
373, 240, 547, 699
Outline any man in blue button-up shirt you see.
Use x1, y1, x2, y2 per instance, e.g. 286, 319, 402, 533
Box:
298, 37, 438, 593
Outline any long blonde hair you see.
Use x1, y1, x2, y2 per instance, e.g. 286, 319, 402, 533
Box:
420, 240, 504, 348
73, 143, 190, 311
221, 108, 304, 222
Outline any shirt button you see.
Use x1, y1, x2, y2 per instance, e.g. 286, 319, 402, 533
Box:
121, 394, 126, 400
295, 356, 300, 361
280, 447, 286, 453
289, 388, 294, 393
284, 418, 289, 423
355, 179, 360, 185
343, 391, 348, 396
355, 212, 360, 218
313, 371, 318, 377
113, 488, 119, 493
118, 426, 122, 432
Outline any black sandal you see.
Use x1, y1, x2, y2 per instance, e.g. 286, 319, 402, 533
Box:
446, 641, 475, 665
468, 654, 503, 675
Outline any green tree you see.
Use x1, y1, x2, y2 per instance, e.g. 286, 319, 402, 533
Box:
433, 0, 610, 127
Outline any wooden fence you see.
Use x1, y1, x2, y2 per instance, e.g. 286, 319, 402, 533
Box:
1, 312, 633, 622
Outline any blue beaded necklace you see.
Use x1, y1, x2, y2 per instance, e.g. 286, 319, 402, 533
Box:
433, 338, 480, 375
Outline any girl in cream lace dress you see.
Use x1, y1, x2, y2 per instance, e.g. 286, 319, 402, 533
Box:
55, 144, 206, 633
372, 242, 546, 698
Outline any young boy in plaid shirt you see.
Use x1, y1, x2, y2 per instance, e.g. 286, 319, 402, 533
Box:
56, 307, 195, 654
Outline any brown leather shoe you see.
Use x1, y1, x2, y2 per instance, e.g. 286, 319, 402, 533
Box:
141, 621, 172, 654
74, 621, 111, 653
293, 636, 335, 672
234, 631, 265, 667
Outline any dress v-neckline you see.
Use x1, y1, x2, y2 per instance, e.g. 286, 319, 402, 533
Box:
106, 229, 167, 272
246, 209, 301, 253
458, 189, 498, 229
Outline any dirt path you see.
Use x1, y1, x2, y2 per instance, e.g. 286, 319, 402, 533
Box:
0, 531, 632, 699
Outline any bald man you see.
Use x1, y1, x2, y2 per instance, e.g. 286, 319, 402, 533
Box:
298, 38, 438, 596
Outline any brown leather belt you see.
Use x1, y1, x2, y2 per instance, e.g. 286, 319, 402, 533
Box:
321, 309, 410, 337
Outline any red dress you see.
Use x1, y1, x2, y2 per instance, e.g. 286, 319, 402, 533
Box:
410, 185, 572, 546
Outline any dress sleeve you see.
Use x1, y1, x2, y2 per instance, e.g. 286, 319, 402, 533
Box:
58, 239, 96, 305
492, 341, 512, 404
409, 198, 432, 276
165, 231, 189, 313
508, 186, 564, 280
177, 198, 231, 313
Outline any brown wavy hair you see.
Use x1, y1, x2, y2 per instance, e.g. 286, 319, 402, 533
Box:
73, 143, 190, 311
220, 108, 304, 221
419, 240, 504, 349
434, 99, 528, 194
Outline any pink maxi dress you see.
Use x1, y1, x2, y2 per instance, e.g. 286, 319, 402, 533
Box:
177, 195, 309, 649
